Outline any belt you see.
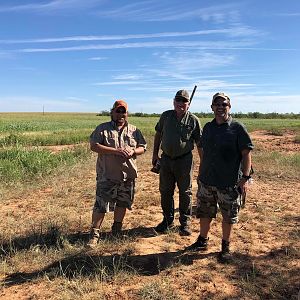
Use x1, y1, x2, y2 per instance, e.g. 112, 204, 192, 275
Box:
163, 151, 191, 160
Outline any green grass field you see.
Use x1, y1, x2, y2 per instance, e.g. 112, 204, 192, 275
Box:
1, 112, 299, 145
1, 112, 300, 185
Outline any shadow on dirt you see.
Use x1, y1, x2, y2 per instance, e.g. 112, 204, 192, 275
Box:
1, 226, 299, 299
0, 225, 158, 257
2, 250, 215, 286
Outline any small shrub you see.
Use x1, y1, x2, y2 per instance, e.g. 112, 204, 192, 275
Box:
294, 135, 300, 144
268, 128, 284, 136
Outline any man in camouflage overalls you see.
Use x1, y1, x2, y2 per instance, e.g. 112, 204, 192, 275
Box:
186, 92, 253, 263
152, 90, 202, 236
87, 100, 147, 247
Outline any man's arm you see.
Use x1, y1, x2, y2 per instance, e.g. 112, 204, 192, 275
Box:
197, 146, 203, 179
238, 149, 252, 192
241, 149, 252, 176
152, 131, 162, 166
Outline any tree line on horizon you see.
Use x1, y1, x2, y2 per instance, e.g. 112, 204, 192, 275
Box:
97, 111, 300, 119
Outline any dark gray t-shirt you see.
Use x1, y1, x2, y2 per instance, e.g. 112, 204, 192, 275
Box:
199, 116, 253, 188
155, 110, 202, 159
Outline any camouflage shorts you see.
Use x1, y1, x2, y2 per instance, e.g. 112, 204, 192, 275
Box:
196, 181, 242, 224
93, 179, 136, 213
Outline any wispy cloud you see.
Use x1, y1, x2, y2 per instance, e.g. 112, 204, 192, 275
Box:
18, 40, 296, 53
0, 96, 93, 112
65, 96, 89, 102
88, 56, 107, 61
94, 81, 142, 86
275, 12, 300, 17
0, 0, 100, 13
157, 51, 235, 71
94, 1, 240, 23
0, 27, 261, 44
113, 74, 143, 80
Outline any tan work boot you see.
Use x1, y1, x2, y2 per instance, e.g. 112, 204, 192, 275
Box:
87, 228, 100, 248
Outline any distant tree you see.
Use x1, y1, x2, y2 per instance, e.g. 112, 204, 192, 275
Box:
96, 110, 110, 116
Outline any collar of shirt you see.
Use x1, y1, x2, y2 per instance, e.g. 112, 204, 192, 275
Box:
212, 115, 232, 127
110, 120, 128, 132
173, 109, 190, 123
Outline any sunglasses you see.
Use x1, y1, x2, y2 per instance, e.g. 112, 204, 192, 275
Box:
115, 108, 126, 113
175, 98, 189, 103
213, 102, 230, 107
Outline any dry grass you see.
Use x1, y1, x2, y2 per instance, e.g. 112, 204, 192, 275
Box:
0, 132, 299, 300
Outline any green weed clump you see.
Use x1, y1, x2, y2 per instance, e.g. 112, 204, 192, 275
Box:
0, 146, 89, 184
267, 128, 284, 136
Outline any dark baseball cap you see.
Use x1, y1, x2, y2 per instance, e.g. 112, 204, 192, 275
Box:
212, 92, 230, 103
174, 90, 190, 102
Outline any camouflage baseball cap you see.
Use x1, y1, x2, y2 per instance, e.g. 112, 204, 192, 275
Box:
212, 92, 230, 103
112, 100, 128, 111
174, 90, 190, 102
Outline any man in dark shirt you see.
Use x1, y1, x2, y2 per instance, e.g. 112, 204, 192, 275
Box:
152, 90, 202, 236
186, 92, 253, 262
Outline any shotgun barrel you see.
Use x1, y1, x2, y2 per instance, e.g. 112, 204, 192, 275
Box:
189, 85, 197, 104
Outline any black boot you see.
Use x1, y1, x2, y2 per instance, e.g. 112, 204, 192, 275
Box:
218, 239, 232, 263
185, 235, 208, 251
154, 219, 174, 234
179, 224, 192, 236
111, 221, 123, 236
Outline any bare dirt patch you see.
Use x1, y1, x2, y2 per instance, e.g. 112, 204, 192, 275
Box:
251, 130, 300, 153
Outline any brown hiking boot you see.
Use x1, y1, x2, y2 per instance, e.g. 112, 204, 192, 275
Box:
86, 228, 100, 248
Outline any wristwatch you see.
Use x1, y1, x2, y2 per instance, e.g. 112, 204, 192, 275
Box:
242, 174, 251, 180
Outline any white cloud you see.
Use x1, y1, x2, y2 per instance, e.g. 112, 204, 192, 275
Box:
65, 96, 89, 102
94, 1, 240, 23
275, 12, 300, 17
0, 0, 100, 13
157, 51, 235, 71
113, 74, 142, 80
94, 81, 142, 86
0, 96, 92, 112
229, 94, 300, 113
0, 27, 261, 44
88, 56, 107, 61
18, 39, 262, 53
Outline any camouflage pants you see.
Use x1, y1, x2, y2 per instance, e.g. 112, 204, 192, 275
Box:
196, 181, 241, 224
93, 179, 135, 213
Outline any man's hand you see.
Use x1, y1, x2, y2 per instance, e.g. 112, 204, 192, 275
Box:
116, 147, 135, 159
237, 178, 249, 194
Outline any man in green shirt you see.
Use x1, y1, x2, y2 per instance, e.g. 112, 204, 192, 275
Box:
152, 90, 202, 236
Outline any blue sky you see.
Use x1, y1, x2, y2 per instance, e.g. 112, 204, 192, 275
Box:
0, 0, 299, 113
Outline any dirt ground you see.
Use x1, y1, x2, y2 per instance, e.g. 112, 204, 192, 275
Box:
0, 131, 299, 299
